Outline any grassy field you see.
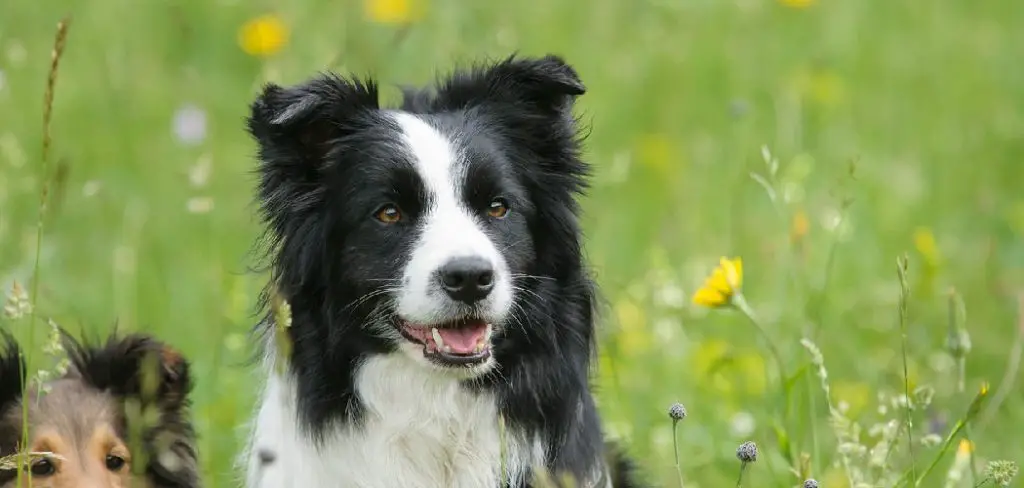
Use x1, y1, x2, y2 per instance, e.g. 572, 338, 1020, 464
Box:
2, 0, 1023, 486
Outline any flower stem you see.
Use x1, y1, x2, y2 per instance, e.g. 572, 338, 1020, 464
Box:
672, 422, 685, 488
733, 293, 787, 380
736, 462, 748, 488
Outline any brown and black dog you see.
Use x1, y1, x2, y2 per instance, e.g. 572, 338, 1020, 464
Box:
0, 332, 201, 488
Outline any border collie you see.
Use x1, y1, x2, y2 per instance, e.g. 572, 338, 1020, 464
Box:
0, 332, 202, 488
242, 54, 644, 488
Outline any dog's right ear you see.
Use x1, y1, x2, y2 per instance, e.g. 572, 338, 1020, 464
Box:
64, 333, 193, 411
247, 74, 380, 242
0, 331, 25, 415
248, 75, 379, 195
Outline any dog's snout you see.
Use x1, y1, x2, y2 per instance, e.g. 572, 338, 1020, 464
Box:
436, 256, 495, 304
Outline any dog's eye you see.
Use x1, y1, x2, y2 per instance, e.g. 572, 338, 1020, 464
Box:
486, 198, 510, 219
28, 458, 56, 477
374, 204, 402, 224
105, 454, 127, 471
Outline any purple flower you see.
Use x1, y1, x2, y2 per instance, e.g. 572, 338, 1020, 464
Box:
172, 103, 207, 146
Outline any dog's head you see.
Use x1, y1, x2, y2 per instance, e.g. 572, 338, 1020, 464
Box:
249, 54, 588, 376
0, 332, 200, 488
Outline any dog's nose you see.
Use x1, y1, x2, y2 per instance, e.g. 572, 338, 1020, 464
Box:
437, 257, 495, 304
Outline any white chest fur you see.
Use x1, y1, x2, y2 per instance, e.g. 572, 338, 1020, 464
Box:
243, 354, 545, 488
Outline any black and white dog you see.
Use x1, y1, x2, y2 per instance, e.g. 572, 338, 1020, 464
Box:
242, 54, 644, 488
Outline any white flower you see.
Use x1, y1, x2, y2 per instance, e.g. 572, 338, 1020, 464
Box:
187, 197, 214, 214
188, 154, 212, 187
729, 411, 756, 438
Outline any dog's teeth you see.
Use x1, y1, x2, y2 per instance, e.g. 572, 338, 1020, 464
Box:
431, 327, 444, 349
474, 341, 485, 353
483, 325, 493, 343
442, 345, 452, 354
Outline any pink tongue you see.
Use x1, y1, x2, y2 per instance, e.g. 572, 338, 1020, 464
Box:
437, 322, 487, 354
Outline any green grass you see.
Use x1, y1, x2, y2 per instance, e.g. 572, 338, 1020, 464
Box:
1, 0, 1023, 486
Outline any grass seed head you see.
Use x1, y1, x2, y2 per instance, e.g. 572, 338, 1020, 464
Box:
985, 460, 1019, 487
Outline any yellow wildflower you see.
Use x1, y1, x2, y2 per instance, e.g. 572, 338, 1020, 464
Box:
364, 0, 424, 24
1007, 201, 1024, 235
735, 352, 767, 396
238, 14, 289, 58
791, 208, 810, 244
614, 298, 650, 356
980, 381, 990, 396
778, 0, 816, 9
692, 257, 743, 308
691, 339, 736, 394
958, 439, 975, 456
913, 227, 942, 268
832, 381, 871, 418
636, 133, 674, 177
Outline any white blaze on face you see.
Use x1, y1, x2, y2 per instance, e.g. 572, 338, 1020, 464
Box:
389, 112, 513, 326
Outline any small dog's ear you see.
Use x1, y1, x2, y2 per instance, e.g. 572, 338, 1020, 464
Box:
0, 331, 25, 415
66, 333, 193, 411
433, 54, 586, 114
66, 333, 202, 487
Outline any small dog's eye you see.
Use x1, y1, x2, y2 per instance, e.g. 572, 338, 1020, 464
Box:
29, 458, 56, 477
105, 454, 126, 471
374, 204, 402, 224
487, 198, 510, 219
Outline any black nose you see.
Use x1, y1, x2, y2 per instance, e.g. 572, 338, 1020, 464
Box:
437, 257, 495, 304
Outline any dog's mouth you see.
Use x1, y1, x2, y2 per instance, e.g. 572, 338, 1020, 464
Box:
397, 318, 493, 367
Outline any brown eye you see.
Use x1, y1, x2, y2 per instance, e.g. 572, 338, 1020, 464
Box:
487, 198, 510, 219
29, 458, 56, 477
375, 204, 402, 224
105, 454, 126, 471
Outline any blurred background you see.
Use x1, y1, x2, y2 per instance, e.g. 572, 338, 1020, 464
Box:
1, 0, 1022, 486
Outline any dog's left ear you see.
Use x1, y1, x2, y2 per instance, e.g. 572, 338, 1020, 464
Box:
65, 333, 192, 410
434, 54, 586, 115
0, 331, 25, 411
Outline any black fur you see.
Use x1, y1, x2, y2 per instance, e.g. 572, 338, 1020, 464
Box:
249, 54, 644, 487
0, 330, 26, 456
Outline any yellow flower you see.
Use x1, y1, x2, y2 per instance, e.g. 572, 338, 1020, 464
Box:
238, 14, 289, 57
734, 352, 767, 396
793, 69, 845, 107
364, 0, 424, 24
791, 208, 810, 244
980, 381, 990, 396
831, 381, 871, 418
778, 0, 816, 8
691, 339, 735, 394
636, 133, 674, 177
823, 467, 850, 488
958, 439, 975, 456
614, 298, 651, 356
692, 257, 743, 308
1007, 201, 1024, 235
913, 227, 942, 268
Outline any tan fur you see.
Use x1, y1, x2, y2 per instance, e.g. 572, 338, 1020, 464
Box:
0, 334, 201, 488
1, 380, 144, 488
